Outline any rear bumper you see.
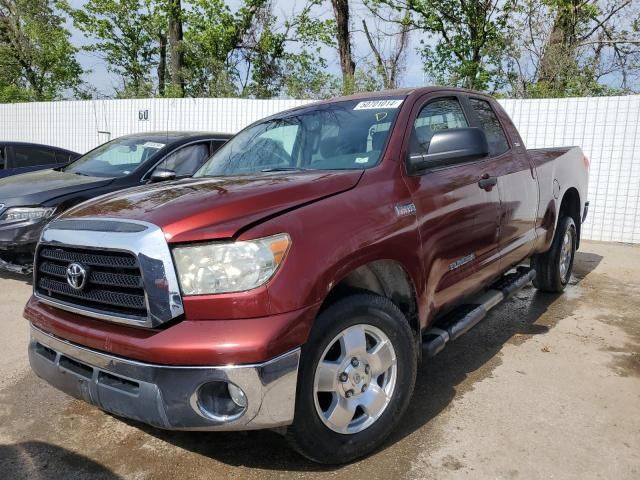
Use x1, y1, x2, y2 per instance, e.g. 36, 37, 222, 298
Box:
28, 325, 300, 431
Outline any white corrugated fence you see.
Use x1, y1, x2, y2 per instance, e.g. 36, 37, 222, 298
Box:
1, 95, 638, 243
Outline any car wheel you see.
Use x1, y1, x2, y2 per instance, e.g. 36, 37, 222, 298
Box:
531, 215, 577, 293
286, 293, 417, 464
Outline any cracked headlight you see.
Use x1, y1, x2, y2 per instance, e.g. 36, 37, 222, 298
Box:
0, 207, 55, 225
172, 233, 291, 295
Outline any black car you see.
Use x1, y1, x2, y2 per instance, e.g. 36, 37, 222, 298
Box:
0, 142, 80, 178
0, 131, 231, 273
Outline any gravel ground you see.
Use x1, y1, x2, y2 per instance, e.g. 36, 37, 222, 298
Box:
0, 240, 638, 479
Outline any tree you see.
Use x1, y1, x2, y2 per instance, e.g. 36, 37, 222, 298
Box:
361, 4, 410, 89
241, 1, 336, 98
369, 0, 515, 91
64, 0, 158, 97
0, 0, 83, 102
167, 0, 184, 96
331, 0, 356, 93
182, 0, 265, 97
182, 0, 334, 99
508, 0, 640, 97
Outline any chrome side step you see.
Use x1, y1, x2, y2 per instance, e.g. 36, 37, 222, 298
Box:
422, 266, 536, 358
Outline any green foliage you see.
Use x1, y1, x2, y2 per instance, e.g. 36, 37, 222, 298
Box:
368, 0, 515, 91
4, 0, 638, 101
0, 0, 84, 102
508, 0, 640, 98
183, 0, 335, 98
63, 0, 158, 97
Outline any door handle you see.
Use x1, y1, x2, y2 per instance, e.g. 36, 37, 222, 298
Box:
478, 174, 497, 191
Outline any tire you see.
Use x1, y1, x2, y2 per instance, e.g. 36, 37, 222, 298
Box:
531, 215, 577, 292
286, 293, 417, 464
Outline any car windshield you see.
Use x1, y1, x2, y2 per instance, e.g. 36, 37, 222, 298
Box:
195, 97, 404, 177
64, 137, 166, 177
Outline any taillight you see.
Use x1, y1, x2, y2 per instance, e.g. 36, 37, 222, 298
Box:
582, 155, 590, 170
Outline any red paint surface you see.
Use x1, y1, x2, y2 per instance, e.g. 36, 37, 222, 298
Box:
26, 296, 320, 365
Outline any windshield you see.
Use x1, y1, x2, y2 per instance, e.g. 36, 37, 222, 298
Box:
64, 137, 166, 177
195, 97, 404, 177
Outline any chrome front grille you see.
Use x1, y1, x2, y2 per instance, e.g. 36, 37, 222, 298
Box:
35, 246, 147, 319
34, 218, 184, 328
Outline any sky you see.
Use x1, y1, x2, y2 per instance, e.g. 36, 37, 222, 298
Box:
65, 0, 427, 97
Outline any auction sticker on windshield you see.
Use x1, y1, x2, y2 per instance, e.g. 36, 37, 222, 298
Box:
143, 141, 166, 149
353, 99, 404, 110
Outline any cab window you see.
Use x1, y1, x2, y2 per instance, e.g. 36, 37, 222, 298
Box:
468, 98, 509, 156
410, 99, 468, 155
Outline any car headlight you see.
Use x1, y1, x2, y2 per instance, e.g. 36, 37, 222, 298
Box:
0, 207, 55, 225
172, 233, 291, 295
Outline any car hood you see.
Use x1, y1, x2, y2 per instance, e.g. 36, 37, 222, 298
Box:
0, 169, 113, 207
63, 170, 364, 242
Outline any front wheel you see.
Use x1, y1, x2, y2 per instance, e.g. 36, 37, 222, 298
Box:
286, 294, 417, 464
531, 215, 577, 292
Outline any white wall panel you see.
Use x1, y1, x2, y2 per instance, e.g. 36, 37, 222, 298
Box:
500, 95, 640, 243
1, 95, 638, 243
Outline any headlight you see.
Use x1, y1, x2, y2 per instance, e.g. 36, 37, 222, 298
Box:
0, 207, 55, 225
173, 233, 291, 295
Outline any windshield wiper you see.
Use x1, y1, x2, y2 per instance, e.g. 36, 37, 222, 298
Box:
260, 167, 308, 172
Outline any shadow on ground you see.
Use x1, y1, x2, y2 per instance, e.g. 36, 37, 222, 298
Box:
0, 270, 32, 286
126, 251, 603, 470
0, 441, 122, 480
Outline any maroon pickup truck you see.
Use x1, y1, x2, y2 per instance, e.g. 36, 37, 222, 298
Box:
25, 87, 589, 464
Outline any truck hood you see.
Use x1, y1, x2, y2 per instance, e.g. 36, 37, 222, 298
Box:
0, 169, 113, 207
64, 170, 364, 242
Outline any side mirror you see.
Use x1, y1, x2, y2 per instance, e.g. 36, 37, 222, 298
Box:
407, 127, 489, 173
150, 168, 176, 183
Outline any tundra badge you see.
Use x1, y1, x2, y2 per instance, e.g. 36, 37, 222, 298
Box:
449, 254, 476, 271
395, 203, 416, 218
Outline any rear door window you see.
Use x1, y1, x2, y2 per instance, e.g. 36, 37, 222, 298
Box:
468, 98, 509, 156
11, 145, 58, 167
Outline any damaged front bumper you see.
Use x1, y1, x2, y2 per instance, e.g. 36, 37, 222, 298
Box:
28, 325, 301, 431
0, 219, 47, 274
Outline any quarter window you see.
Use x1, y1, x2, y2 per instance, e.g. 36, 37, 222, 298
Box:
469, 98, 509, 156
410, 99, 468, 155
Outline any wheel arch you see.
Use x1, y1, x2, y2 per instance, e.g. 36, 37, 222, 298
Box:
559, 187, 581, 249
318, 259, 420, 337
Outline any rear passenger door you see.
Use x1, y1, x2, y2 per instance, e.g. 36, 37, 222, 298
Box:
465, 97, 538, 269
403, 94, 502, 315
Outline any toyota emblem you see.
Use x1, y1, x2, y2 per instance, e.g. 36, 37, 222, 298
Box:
66, 263, 88, 290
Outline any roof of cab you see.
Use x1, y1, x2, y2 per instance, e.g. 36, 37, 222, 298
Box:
260, 86, 493, 121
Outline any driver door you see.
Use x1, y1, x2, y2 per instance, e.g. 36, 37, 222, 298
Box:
402, 94, 502, 315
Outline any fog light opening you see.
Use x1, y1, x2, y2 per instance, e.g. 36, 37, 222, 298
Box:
193, 381, 248, 422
